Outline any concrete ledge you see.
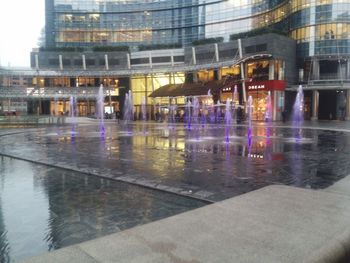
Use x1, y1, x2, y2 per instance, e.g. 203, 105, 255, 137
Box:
20, 182, 350, 263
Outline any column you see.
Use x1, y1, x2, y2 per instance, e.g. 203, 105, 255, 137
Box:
193, 72, 198, 82
87, 98, 90, 115
82, 55, 86, 70
38, 99, 42, 115
216, 69, 222, 80
145, 75, 149, 119
311, 90, 319, 121
59, 55, 63, 70
238, 38, 247, 103
35, 54, 39, 70
269, 60, 275, 80
149, 52, 152, 69
105, 54, 109, 70
192, 47, 196, 65
346, 90, 350, 121
63, 99, 66, 114
214, 43, 219, 62
126, 53, 131, 70
312, 59, 319, 80
273, 91, 278, 121
347, 59, 350, 79
272, 91, 283, 121
171, 50, 174, 67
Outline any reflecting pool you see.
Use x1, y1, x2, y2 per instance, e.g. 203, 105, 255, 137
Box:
1, 122, 348, 201
0, 157, 206, 262
1, 121, 350, 261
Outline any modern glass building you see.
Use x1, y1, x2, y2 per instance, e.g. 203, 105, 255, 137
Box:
1, 0, 349, 120
44, 0, 349, 58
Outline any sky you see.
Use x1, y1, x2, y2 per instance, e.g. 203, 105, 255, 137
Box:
0, 0, 44, 67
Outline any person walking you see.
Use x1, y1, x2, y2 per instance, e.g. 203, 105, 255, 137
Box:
115, 110, 121, 123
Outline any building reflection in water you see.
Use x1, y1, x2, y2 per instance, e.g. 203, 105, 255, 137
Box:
0, 155, 204, 262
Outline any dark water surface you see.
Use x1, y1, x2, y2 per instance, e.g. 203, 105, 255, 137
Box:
0, 157, 206, 262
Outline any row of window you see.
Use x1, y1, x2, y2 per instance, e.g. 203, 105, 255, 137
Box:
297, 39, 350, 57
291, 0, 350, 13
290, 23, 350, 42
290, 4, 350, 30
55, 4, 289, 45
53, 0, 286, 14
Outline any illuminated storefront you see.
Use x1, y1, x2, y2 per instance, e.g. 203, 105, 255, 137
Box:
246, 80, 285, 121
131, 73, 185, 119
220, 80, 285, 121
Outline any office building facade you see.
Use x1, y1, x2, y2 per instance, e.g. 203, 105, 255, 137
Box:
1, 0, 349, 120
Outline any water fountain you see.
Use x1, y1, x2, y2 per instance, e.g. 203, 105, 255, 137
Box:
192, 97, 199, 126
265, 91, 273, 139
265, 91, 272, 122
206, 90, 215, 125
209, 102, 215, 125
69, 96, 77, 140
292, 85, 304, 140
141, 96, 147, 121
233, 85, 238, 105
185, 99, 192, 130
123, 90, 134, 123
140, 96, 148, 134
167, 98, 176, 124
97, 84, 105, 134
292, 85, 304, 126
247, 96, 253, 148
69, 96, 76, 119
200, 102, 207, 128
224, 99, 232, 143
216, 100, 222, 124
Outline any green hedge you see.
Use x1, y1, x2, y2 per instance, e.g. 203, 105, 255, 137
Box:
138, 43, 182, 51
229, 27, 287, 41
92, 46, 129, 52
39, 47, 84, 52
39, 46, 129, 52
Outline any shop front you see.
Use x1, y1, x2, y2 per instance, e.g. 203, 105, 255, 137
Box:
246, 80, 286, 121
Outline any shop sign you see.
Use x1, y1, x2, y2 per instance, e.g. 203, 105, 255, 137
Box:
248, 84, 265, 90
246, 80, 286, 92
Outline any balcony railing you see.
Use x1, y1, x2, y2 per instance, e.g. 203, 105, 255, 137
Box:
0, 86, 113, 99
303, 73, 349, 84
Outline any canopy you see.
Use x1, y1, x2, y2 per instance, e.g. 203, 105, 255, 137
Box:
149, 78, 236, 98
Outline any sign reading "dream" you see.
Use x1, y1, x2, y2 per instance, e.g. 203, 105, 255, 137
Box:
248, 84, 265, 90
245, 80, 286, 91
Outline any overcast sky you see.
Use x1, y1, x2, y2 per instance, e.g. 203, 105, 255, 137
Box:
0, 0, 44, 67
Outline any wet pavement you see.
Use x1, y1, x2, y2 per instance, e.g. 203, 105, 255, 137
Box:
1, 121, 350, 202
1, 119, 350, 262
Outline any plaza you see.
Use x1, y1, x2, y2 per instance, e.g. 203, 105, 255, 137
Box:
0, 118, 350, 262
1, 0, 350, 262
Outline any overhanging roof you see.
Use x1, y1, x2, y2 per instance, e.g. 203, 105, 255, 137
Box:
149, 78, 236, 98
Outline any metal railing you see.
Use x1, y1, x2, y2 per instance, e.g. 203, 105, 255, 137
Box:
0, 86, 110, 99
0, 115, 66, 125
0, 53, 273, 99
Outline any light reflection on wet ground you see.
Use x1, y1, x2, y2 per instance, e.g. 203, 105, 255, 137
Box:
1, 122, 349, 201
0, 156, 206, 262
0, 123, 350, 262
1, 121, 350, 261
